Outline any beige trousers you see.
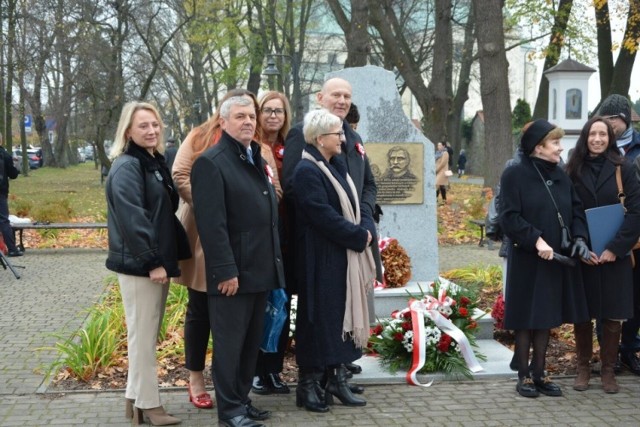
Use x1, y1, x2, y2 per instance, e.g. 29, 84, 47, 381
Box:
118, 273, 169, 409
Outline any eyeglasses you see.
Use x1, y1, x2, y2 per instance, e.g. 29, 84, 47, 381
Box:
321, 131, 345, 137
262, 108, 285, 117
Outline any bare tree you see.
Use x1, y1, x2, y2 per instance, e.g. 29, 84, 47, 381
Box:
596, 0, 640, 98
327, 0, 370, 67
473, 0, 511, 189
531, 0, 573, 119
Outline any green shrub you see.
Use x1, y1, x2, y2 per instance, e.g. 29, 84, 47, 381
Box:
32, 199, 74, 222
43, 280, 196, 382
11, 197, 33, 217
441, 264, 502, 294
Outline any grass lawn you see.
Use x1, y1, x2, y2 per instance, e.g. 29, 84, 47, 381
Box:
9, 162, 107, 221
7, 163, 108, 249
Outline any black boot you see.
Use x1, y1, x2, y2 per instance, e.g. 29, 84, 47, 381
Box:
296, 371, 329, 413
325, 366, 366, 407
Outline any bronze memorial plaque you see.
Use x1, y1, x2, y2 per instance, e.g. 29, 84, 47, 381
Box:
367, 143, 424, 204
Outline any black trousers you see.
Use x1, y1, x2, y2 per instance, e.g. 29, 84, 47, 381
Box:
184, 288, 210, 371
209, 291, 268, 420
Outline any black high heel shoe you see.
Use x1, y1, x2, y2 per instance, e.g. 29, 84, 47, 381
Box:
324, 366, 366, 407
296, 372, 329, 413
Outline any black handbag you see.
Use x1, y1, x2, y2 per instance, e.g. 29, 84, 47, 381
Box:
533, 162, 572, 254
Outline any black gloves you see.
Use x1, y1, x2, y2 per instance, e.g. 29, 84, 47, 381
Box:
570, 237, 590, 261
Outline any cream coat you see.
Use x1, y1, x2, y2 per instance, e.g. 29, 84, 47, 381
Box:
435, 151, 450, 186
172, 131, 282, 291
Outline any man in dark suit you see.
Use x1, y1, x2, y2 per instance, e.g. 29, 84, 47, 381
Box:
0, 134, 22, 257
191, 95, 285, 427
282, 77, 381, 376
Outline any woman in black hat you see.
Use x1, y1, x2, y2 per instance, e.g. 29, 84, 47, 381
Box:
565, 116, 640, 393
499, 119, 590, 398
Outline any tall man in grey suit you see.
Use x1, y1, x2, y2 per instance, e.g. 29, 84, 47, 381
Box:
191, 96, 285, 427
282, 77, 381, 375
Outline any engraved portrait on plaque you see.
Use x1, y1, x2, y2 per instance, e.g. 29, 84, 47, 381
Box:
367, 143, 424, 204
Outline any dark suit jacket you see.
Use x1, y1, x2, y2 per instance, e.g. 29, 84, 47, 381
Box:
191, 131, 285, 295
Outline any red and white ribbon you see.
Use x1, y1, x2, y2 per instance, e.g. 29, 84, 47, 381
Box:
393, 297, 484, 387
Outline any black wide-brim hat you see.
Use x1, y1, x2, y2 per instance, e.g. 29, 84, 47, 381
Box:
520, 119, 557, 155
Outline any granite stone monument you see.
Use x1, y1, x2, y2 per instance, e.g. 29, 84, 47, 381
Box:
327, 66, 439, 316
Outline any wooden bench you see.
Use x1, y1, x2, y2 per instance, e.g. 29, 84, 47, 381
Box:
469, 219, 487, 247
11, 222, 107, 251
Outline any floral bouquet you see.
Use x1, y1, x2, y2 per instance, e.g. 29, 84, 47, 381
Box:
367, 280, 485, 382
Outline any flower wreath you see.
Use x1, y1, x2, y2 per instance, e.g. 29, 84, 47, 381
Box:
378, 237, 412, 288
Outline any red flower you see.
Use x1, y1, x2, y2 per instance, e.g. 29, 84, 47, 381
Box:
492, 293, 505, 330
372, 324, 383, 335
355, 142, 365, 159
403, 311, 412, 319
274, 144, 284, 160
460, 296, 471, 306
458, 307, 468, 317
401, 321, 412, 331
391, 310, 399, 318
393, 332, 404, 341
466, 321, 477, 330
437, 335, 452, 352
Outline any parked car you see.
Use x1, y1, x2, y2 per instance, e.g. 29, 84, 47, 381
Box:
15, 149, 41, 169
83, 146, 95, 161
77, 148, 86, 163
11, 149, 23, 173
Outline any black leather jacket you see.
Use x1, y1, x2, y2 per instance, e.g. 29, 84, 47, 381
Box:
105, 144, 189, 277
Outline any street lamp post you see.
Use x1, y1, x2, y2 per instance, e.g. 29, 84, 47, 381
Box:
192, 100, 201, 128
262, 53, 302, 123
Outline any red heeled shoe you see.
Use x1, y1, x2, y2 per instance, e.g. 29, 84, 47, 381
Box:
188, 384, 214, 409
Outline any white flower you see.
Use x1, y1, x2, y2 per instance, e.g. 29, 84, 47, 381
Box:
402, 330, 414, 352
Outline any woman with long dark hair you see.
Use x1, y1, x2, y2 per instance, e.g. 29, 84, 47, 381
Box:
565, 116, 640, 393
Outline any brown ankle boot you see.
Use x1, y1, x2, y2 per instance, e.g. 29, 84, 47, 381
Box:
600, 319, 622, 394
573, 322, 593, 391
133, 406, 181, 426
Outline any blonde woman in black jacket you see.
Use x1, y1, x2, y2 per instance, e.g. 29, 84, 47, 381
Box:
106, 101, 189, 426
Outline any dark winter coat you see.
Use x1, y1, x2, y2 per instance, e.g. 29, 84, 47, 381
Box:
499, 156, 589, 330
292, 145, 374, 369
570, 157, 640, 320
282, 120, 382, 288
106, 143, 190, 277
622, 129, 640, 161
0, 146, 19, 196
191, 131, 285, 295
457, 152, 467, 170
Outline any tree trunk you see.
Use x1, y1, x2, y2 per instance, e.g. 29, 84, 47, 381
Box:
345, 0, 370, 67
473, 0, 511, 190
424, 0, 453, 144
4, 0, 17, 151
595, 1, 613, 97
449, 2, 476, 156
607, 0, 640, 97
532, 0, 573, 119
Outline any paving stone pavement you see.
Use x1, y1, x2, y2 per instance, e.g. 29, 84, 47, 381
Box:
1, 247, 639, 427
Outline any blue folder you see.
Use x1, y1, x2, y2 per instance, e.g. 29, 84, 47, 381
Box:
584, 203, 625, 255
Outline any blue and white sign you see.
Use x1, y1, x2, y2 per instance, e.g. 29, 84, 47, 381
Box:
24, 115, 32, 133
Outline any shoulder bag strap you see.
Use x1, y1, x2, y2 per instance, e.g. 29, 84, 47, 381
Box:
615, 165, 626, 212
532, 161, 566, 228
